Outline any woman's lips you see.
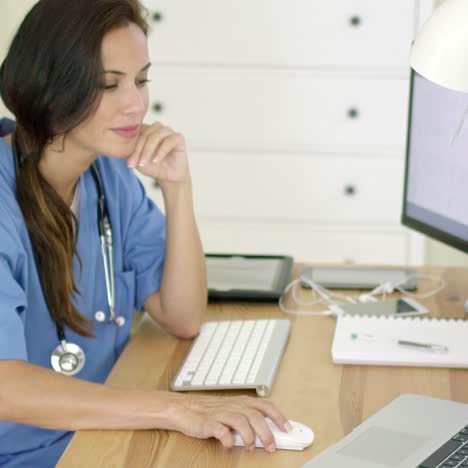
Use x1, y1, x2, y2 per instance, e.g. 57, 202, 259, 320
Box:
111, 126, 140, 139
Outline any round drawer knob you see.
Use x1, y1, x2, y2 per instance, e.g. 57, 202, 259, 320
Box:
344, 184, 357, 196
349, 15, 362, 27
152, 11, 163, 22
347, 108, 360, 119
152, 102, 164, 113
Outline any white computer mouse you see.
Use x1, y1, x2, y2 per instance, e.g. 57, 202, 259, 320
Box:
232, 418, 315, 451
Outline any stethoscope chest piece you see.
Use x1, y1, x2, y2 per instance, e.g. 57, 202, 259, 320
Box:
51, 341, 85, 376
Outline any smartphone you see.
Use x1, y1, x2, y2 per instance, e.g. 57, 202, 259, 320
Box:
301, 267, 417, 290
330, 298, 428, 317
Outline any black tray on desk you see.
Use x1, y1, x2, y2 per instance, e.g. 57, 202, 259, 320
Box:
205, 253, 293, 302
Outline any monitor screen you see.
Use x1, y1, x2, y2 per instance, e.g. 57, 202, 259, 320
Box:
402, 70, 468, 253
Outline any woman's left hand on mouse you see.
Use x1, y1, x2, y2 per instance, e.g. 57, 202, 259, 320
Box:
126, 121, 190, 185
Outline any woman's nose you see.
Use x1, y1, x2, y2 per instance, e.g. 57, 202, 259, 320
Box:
122, 86, 147, 114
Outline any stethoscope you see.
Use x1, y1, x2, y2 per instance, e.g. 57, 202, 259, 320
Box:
12, 130, 125, 377
90, 164, 126, 329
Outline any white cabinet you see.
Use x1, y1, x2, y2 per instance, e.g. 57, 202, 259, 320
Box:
146, 69, 409, 153
144, 0, 416, 68
140, 0, 431, 265
143, 152, 404, 222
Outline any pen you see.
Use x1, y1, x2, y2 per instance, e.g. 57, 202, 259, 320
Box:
397, 340, 449, 353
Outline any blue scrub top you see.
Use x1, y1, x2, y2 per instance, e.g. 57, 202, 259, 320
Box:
0, 118, 166, 467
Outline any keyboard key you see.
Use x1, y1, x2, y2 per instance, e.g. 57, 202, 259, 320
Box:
442, 460, 459, 466
192, 322, 229, 385
247, 320, 275, 384
418, 439, 462, 468
218, 321, 254, 385
174, 322, 218, 386
204, 322, 242, 385
232, 320, 267, 385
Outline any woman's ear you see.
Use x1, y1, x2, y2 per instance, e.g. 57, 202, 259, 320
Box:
49, 133, 66, 153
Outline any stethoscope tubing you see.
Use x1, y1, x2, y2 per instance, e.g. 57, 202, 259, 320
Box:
90, 165, 124, 327
12, 130, 125, 376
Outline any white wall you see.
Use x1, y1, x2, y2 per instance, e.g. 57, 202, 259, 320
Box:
0, 3, 9, 117
0, 1, 37, 116
2, 0, 467, 267
0, 1, 37, 56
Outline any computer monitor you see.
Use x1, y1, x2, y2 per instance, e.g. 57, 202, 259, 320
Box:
402, 69, 468, 253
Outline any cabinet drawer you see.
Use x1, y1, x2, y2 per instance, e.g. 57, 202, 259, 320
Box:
143, 0, 416, 69
139, 152, 404, 224
146, 69, 409, 153
199, 222, 409, 265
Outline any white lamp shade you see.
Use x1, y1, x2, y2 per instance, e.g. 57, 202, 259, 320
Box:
410, 0, 468, 93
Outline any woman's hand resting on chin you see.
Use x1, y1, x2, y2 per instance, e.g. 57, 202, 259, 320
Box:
127, 122, 190, 188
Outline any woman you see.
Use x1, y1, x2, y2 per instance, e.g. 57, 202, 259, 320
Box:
0, 0, 290, 465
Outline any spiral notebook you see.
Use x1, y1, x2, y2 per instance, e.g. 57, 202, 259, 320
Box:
332, 314, 468, 368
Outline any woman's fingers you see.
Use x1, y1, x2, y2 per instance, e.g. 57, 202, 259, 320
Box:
152, 133, 185, 163
127, 121, 190, 184
215, 425, 235, 449
245, 410, 276, 452
182, 411, 234, 449
219, 413, 256, 451
246, 396, 292, 433
135, 127, 173, 167
126, 123, 161, 168
199, 416, 234, 449
207, 408, 277, 452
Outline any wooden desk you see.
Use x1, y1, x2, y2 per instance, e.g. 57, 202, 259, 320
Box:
58, 266, 468, 467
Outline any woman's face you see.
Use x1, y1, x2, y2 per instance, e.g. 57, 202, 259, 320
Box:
64, 22, 150, 160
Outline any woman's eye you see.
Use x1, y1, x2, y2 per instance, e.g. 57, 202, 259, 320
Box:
136, 78, 151, 86
98, 83, 118, 91
98, 79, 150, 90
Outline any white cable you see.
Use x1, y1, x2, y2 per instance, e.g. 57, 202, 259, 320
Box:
278, 272, 447, 317
353, 274, 446, 303
394, 273, 447, 299
361, 274, 446, 302
299, 277, 357, 305
278, 278, 334, 316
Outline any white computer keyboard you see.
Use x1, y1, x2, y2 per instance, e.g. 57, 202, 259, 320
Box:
171, 319, 291, 397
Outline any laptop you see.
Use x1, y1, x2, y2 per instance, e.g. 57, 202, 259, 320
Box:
302, 394, 468, 468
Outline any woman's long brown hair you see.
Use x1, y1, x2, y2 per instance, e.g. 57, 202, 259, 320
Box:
0, 0, 148, 337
